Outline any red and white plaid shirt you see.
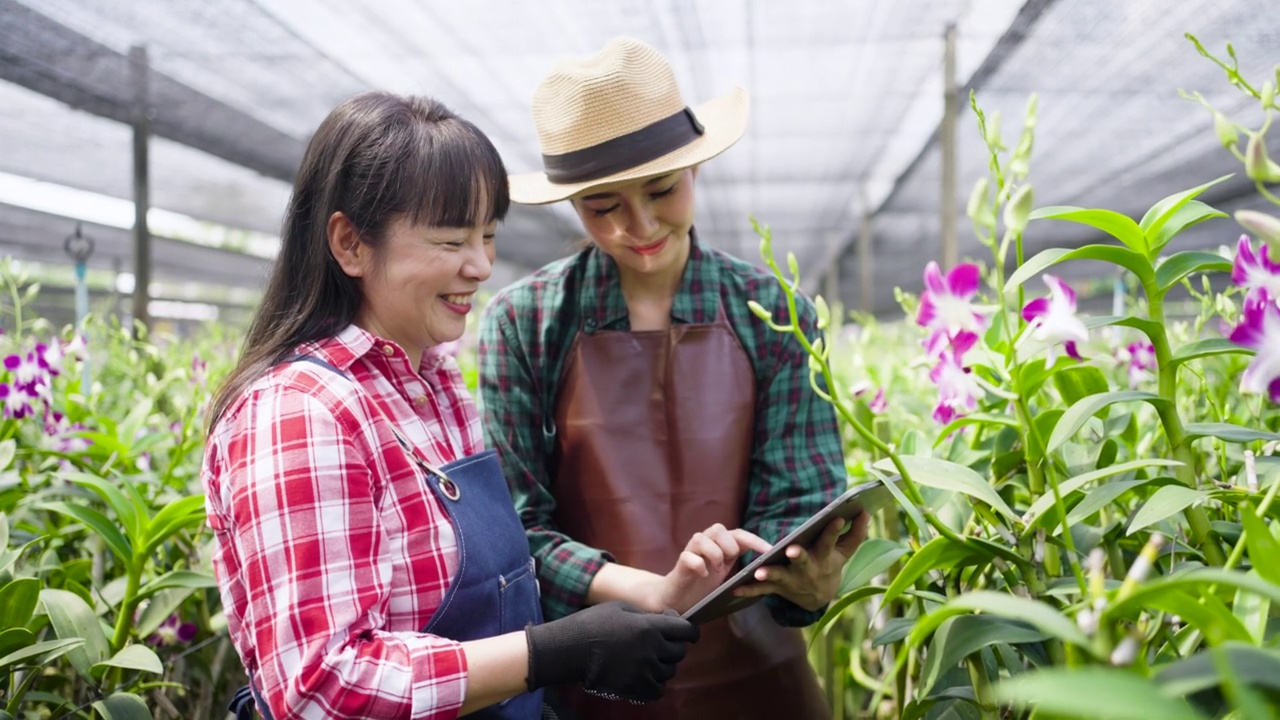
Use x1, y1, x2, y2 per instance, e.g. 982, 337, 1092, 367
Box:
202, 325, 484, 719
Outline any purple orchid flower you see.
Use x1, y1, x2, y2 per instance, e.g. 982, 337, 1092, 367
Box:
1022, 275, 1088, 364
929, 351, 983, 424
148, 614, 197, 647
1229, 290, 1280, 401
1122, 341, 1156, 388
1233, 234, 1280, 302
852, 382, 888, 414
917, 262, 989, 360
0, 383, 31, 419
35, 342, 64, 377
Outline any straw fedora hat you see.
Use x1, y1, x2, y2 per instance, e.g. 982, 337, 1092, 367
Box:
509, 36, 749, 205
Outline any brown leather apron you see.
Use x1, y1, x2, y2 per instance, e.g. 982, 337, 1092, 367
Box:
550, 307, 830, 720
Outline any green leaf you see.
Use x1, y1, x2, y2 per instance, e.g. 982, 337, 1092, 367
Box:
1155, 642, 1280, 696
92, 644, 163, 676
1006, 245, 1154, 298
0, 627, 34, 660
40, 588, 110, 678
1151, 201, 1228, 254
1155, 250, 1233, 292
882, 536, 982, 608
40, 501, 133, 563
1127, 485, 1210, 535
1240, 505, 1280, 585
1053, 366, 1112, 406
57, 471, 143, 547
1138, 589, 1253, 644
136, 588, 195, 639
811, 585, 891, 640
907, 591, 1090, 650
0, 439, 14, 472
1022, 459, 1182, 529
92, 692, 153, 720
1140, 175, 1231, 248
1184, 423, 1280, 443
874, 456, 1017, 520
1106, 568, 1280, 620
1048, 391, 1168, 454
1059, 479, 1150, 532
137, 570, 218, 601
1028, 206, 1148, 254
1169, 338, 1252, 369
919, 615, 1050, 698
1233, 580, 1271, 644
995, 667, 1205, 719
839, 538, 908, 594
933, 414, 1020, 445
0, 578, 40, 630
1081, 315, 1166, 341
140, 495, 206, 558
0, 637, 85, 671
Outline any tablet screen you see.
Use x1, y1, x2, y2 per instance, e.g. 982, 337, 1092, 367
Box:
681, 477, 896, 624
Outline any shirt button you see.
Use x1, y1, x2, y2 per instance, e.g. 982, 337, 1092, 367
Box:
584, 319, 597, 332
413, 395, 429, 407
381, 344, 395, 357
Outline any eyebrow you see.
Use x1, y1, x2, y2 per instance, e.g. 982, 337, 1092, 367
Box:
579, 174, 678, 202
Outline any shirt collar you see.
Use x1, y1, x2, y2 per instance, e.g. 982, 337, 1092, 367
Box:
578, 228, 719, 331
306, 324, 455, 376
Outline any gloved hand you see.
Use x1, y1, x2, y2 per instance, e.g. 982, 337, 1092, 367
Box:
525, 601, 700, 702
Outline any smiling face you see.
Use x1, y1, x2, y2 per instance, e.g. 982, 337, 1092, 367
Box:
571, 168, 698, 282
333, 212, 496, 363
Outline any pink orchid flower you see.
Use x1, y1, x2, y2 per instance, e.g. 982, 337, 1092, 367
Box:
1234, 235, 1280, 302
1022, 275, 1088, 364
0, 383, 31, 419
1123, 341, 1156, 388
1229, 290, 1280, 402
929, 351, 983, 424
917, 262, 989, 360
852, 382, 888, 414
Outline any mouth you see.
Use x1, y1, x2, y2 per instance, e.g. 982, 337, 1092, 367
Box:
631, 235, 669, 256
440, 293, 474, 314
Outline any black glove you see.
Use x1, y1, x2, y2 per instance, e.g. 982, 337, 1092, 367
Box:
525, 601, 700, 702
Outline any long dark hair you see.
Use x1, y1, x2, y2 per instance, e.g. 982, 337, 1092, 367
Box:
208, 91, 510, 431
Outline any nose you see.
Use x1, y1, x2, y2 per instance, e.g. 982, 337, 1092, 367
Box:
462, 236, 493, 283
624, 201, 660, 240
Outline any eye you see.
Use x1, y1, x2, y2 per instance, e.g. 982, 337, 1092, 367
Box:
590, 203, 620, 217
649, 183, 677, 199
483, 232, 497, 244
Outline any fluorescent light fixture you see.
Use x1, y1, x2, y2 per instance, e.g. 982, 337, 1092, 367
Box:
0, 171, 280, 259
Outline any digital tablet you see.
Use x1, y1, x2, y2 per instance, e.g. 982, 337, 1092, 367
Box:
681, 477, 897, 624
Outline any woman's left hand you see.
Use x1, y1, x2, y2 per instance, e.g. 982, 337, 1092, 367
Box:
732, 513, 870, 612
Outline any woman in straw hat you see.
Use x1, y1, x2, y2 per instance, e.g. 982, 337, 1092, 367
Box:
478, 38, 865, 719
205, 91, 704, 720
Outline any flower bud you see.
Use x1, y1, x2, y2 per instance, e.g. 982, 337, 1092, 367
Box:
1263, 81, 1276, 110
1109, 634, 1140, 666
1212, 111, 1239, 149
1245, 133, 1280, 184
747, 300, 773, 322
1245, 449, 1258, 493
984, 111, 1002, 148
787, 252, 801, 282
1235, 209, 1280, 245
1076, 608, 1098, 635
1003, 184, 1034, 236
814, 295, 831, 330
967, 178, 995, 230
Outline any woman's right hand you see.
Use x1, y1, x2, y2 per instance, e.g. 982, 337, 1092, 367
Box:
655, 523, 772, 614
525, 601, 699, 702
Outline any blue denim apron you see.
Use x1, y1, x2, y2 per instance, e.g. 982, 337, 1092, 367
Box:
229, 355, 544, 719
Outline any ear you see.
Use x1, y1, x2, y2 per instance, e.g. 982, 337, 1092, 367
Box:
327, 212, 370, 278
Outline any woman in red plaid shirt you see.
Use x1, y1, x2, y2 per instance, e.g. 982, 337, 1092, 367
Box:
202, 92, 717, 720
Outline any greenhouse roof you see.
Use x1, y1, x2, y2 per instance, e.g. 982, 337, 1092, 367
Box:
1, 0, 1277, 315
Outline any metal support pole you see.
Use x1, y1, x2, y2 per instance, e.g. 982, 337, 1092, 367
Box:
64, 223, 94, 389
129, 44, 151, 335
941, 23, 959, 269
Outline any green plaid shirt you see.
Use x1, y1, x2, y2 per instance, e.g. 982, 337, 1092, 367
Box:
478, 235, 843, 626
